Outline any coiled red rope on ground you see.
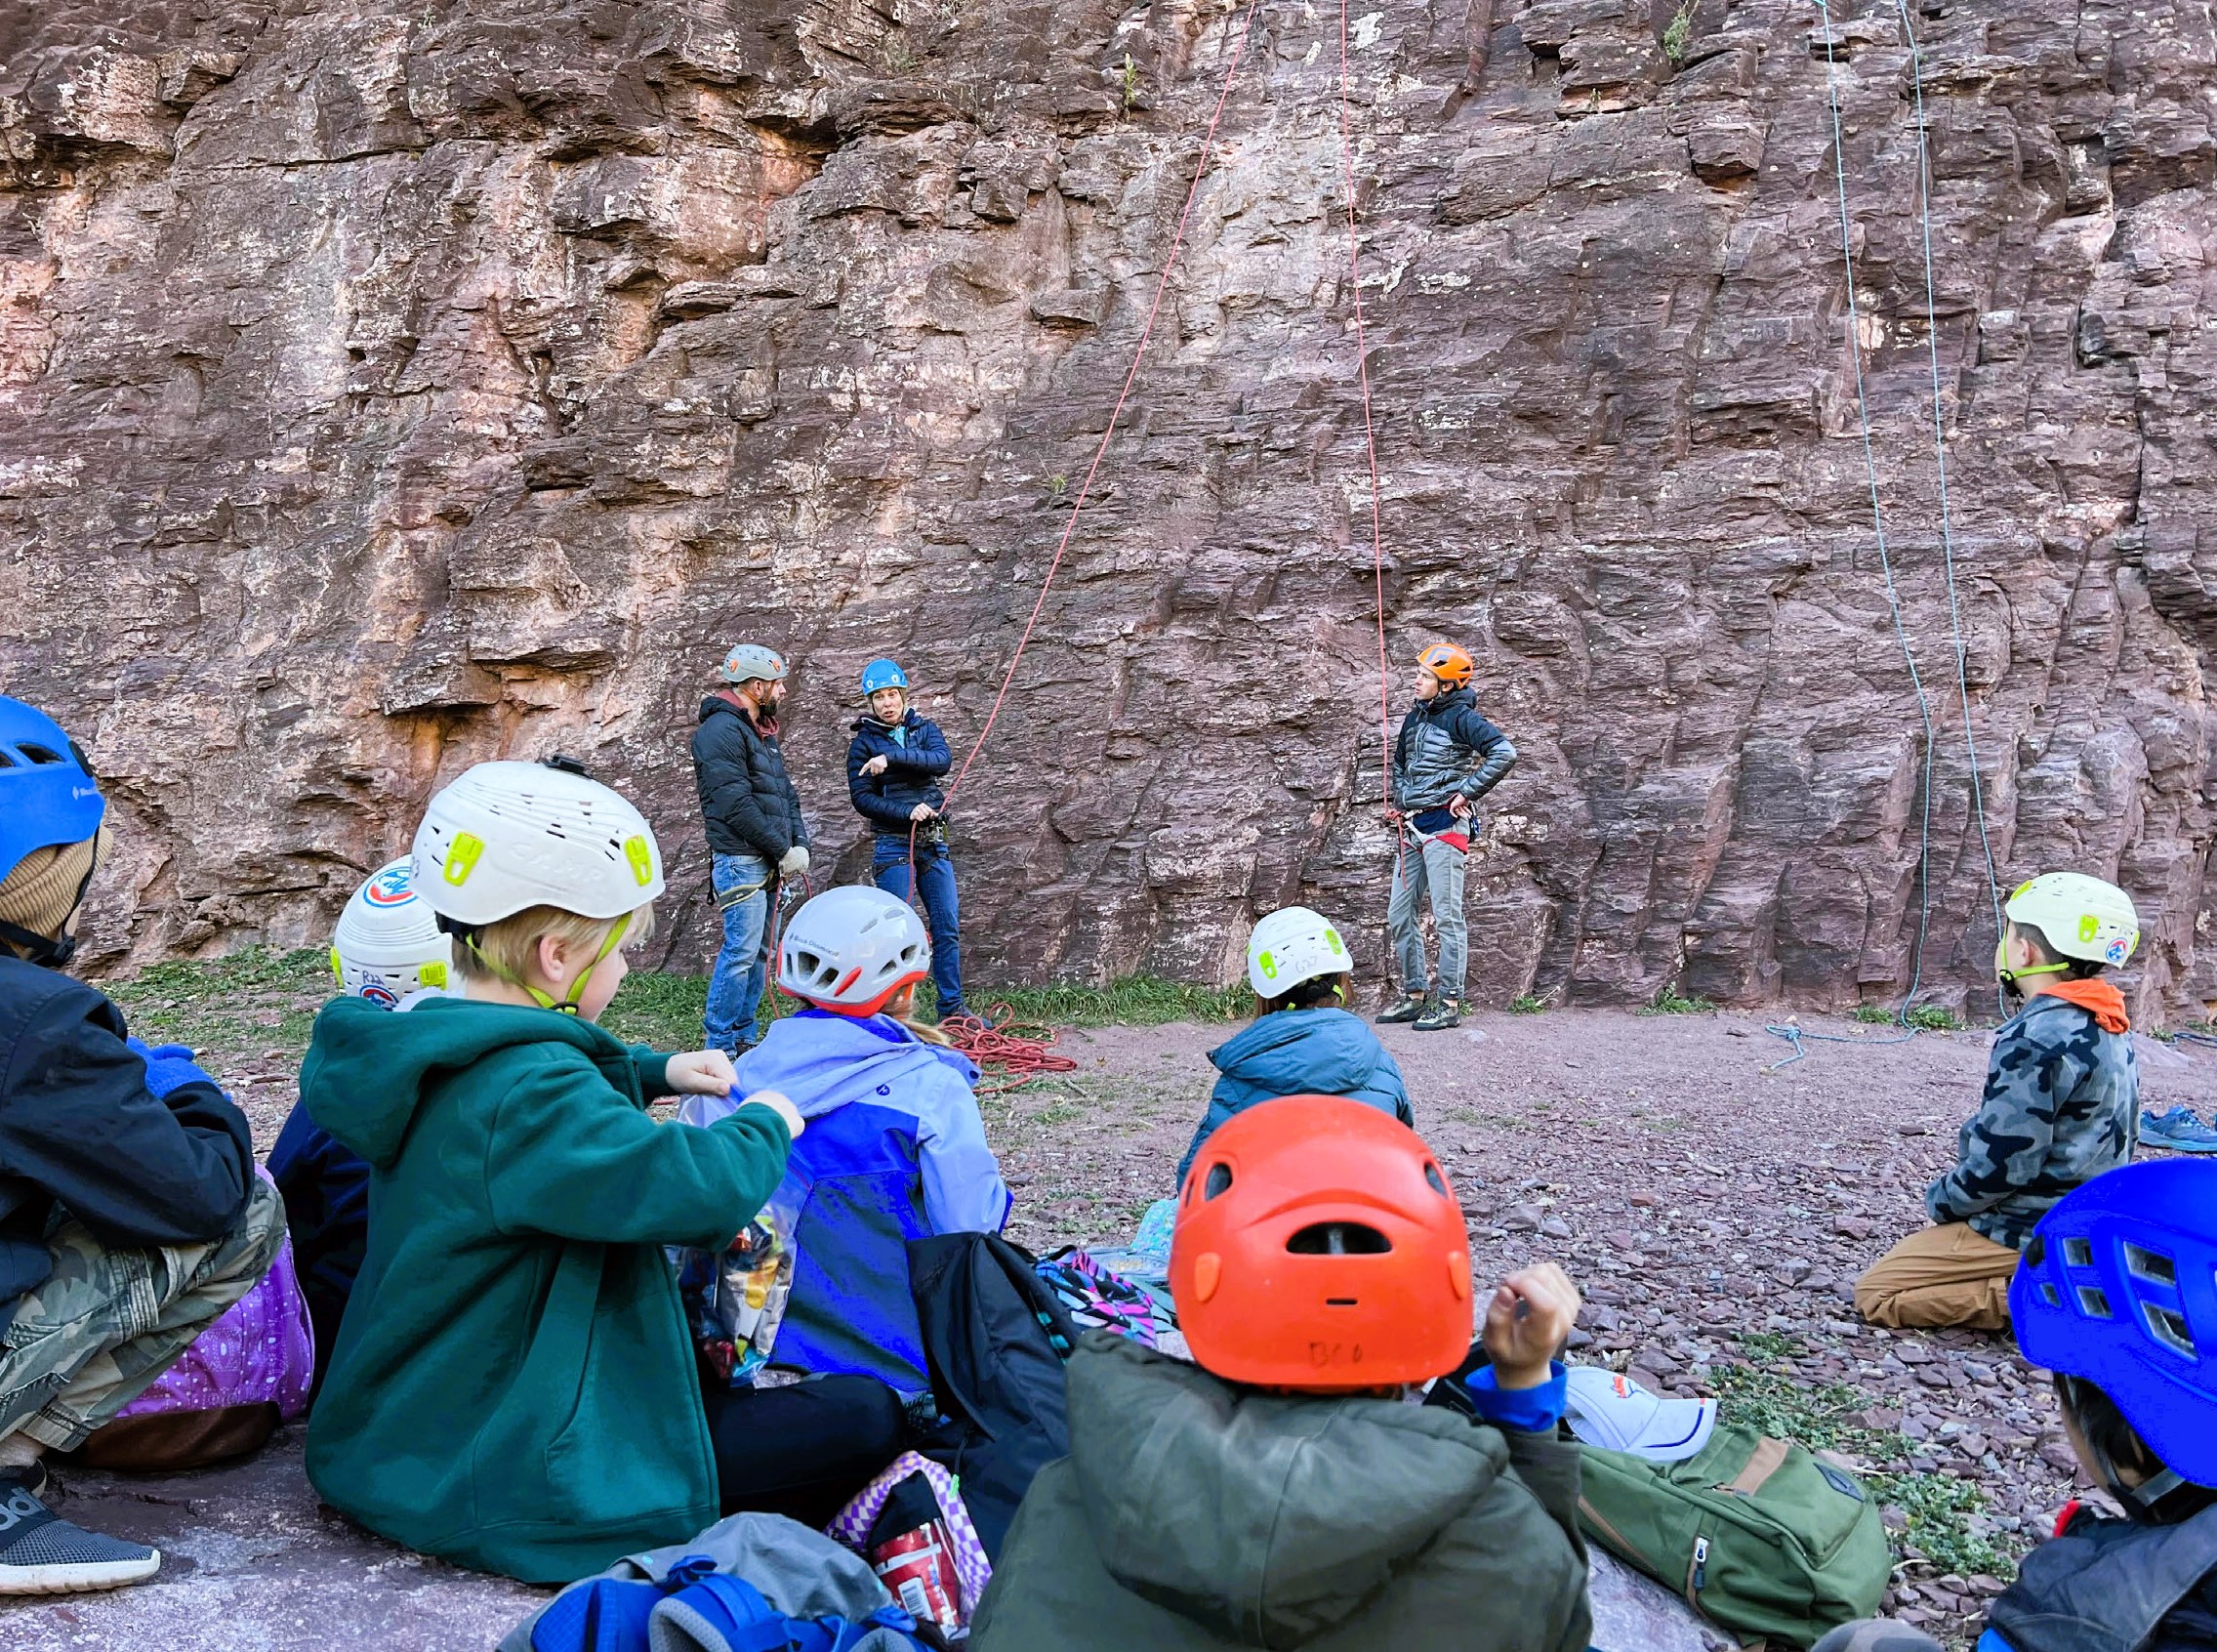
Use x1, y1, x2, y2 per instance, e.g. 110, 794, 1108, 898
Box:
938, 1004, 1081, 1094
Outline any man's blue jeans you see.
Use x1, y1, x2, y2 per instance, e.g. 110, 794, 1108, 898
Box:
873, 839, 965, 1015
704, 849, 773, 1055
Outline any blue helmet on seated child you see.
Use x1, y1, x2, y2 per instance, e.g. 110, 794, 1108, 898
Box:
0, 696, 108, 965
2011, 1160, 2217, 1510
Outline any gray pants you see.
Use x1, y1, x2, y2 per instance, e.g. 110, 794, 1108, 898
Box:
1387, 832, 1469, 999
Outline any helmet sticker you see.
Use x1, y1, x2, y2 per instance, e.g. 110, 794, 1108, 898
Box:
359, 981, 399, 1008
363, 864, 418, 906
2106, 938, 2129, 965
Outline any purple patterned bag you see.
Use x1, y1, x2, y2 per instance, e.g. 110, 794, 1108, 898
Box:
117, 1169, 314, 1425
826, 1450, 994, 1621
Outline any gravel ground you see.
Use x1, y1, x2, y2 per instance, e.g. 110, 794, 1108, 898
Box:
8, 988, 2214, 1651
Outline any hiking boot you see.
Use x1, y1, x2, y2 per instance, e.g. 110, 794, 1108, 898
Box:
0, 1472, 159, 1594
1375, 992, 1429, 1025
2142, 1106, 2217, 1154
1414, 996, 1464, 1032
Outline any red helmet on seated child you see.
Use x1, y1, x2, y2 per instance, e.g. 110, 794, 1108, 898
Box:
1171, 1094, 1472, 1391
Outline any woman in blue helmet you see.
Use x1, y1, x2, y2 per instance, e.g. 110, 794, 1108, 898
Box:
0, 696, 286, 1594
845, 658, 968, 1022
1816, 1158, 2217, 1652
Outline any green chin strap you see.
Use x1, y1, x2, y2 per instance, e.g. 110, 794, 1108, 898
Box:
470, 913, 633, 1013
1994, 940, 2071, 1000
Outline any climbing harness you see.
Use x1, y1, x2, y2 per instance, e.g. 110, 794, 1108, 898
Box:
1767, 0, 2003, 1070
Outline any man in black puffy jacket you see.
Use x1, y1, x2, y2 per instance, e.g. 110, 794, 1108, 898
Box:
692, 642, 809, 1057
0, 695, 284, 1594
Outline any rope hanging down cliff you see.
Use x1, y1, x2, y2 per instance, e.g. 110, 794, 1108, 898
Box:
1768, 0, 2003, 1069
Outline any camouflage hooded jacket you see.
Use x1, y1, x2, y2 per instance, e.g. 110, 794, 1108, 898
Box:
1926, 994, 2139, 1250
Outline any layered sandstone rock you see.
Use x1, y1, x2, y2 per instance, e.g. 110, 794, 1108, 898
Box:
4, 0, 2213, 1015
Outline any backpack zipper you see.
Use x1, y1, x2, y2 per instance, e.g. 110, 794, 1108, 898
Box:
1685, 1533, 1710, 1608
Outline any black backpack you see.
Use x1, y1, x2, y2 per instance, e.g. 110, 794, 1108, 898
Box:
906, 1233, 1079, 1559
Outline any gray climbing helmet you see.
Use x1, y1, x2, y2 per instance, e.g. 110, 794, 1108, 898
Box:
718, 643, 789, 687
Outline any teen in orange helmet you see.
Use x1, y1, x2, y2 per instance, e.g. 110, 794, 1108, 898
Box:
971, 1095, 1590, 1652
1382, 641, 1517, 1032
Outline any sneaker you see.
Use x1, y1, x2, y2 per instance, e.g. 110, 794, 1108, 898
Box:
2142, 1106, 2217, 1153
1375, 993, 1429, 1025
1414, 996, 1464, 1032
0, 1473, 159, 1594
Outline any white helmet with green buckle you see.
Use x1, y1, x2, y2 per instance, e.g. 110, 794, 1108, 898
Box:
411, 759, 665, 1011
331, 858, 453, 1006
2000, 872, 2140, 986
1247, 905, 1351, 1000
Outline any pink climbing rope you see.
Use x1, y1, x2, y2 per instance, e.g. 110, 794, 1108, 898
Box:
937, 0, 1264, 810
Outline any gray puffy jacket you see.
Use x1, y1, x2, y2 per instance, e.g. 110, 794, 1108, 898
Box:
1391, 688, 1517, 812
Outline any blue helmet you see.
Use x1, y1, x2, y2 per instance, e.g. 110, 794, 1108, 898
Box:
860, 658, 910, 696
2011, 1159, 2217, 1490
0, 696, 105, 888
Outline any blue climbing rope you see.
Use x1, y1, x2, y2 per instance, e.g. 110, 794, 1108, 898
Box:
1768, 1, 1938, 1072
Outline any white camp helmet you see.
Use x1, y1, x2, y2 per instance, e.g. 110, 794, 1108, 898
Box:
777, 885, 931, 1017
411, 759, 665, 929
1247, 905, 1351, 999
331, 858, 453, 1006
2004, 872, 2141, 969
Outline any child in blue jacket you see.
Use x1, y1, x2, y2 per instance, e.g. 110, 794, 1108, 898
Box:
1175, 906, 1413, 1186
679, 885, 1011, 1512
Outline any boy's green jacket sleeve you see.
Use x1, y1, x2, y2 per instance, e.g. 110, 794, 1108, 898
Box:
485, 1047, 789, 1250
631, 1045, 677, 1101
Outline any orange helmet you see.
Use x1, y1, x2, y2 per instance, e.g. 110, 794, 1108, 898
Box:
1416, 642, 1474, 687
1170, 1094, 1472, 1390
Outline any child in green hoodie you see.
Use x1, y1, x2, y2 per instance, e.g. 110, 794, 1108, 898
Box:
300, 760, 802, 1585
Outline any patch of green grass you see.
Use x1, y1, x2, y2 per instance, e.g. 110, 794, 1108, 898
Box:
971, 974, 1255, 1028
1663, 0, 1697, 64
1906, 1004, 1963, 1032
1641, 981, 1716, 1015
1120, 51, 1139, 112
106, 946, 329, 1053
1715, 1343, 2018, 1583
1851, 1004, 1899, 1025
1509, 993, 1550, 1014
1868, 1469, 2015, 1580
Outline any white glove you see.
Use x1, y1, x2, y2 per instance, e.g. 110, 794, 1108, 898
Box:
741, 1089, 804, 1139
778, 846, 810, 878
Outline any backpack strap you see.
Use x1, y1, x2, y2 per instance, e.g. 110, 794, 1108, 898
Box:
1718, 1438, 1792, 1499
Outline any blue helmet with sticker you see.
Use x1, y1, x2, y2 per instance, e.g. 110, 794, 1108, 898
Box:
0, 696, 105, 888
860, 658, 910, 696
2011, 1160, 2217, 1493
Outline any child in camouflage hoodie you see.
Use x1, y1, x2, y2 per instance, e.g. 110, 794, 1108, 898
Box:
1856, 874, 2141, 1333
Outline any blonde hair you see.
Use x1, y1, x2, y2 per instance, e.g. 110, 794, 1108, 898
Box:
454, 901, 657, 986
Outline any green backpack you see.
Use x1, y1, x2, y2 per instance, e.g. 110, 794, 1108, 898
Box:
1575, 1423, 1893, 1650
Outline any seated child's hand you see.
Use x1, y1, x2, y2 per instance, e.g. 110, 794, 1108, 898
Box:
665, 1050, 741, 1095
1481, 1262, 1581, 1389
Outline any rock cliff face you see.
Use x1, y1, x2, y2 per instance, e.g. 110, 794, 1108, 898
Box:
5, 0, 2216, 1015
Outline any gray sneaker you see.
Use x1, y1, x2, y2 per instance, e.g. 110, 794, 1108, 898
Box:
0, 1473, 159, 1594
1375, 993, 1429, 1025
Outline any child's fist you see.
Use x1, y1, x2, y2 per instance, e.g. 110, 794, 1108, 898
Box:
1480, 1262, 1581, 1390
665, 1050, 740, 1095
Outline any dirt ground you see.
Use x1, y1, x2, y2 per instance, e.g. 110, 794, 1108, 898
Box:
8, 1004, 2215, 1651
